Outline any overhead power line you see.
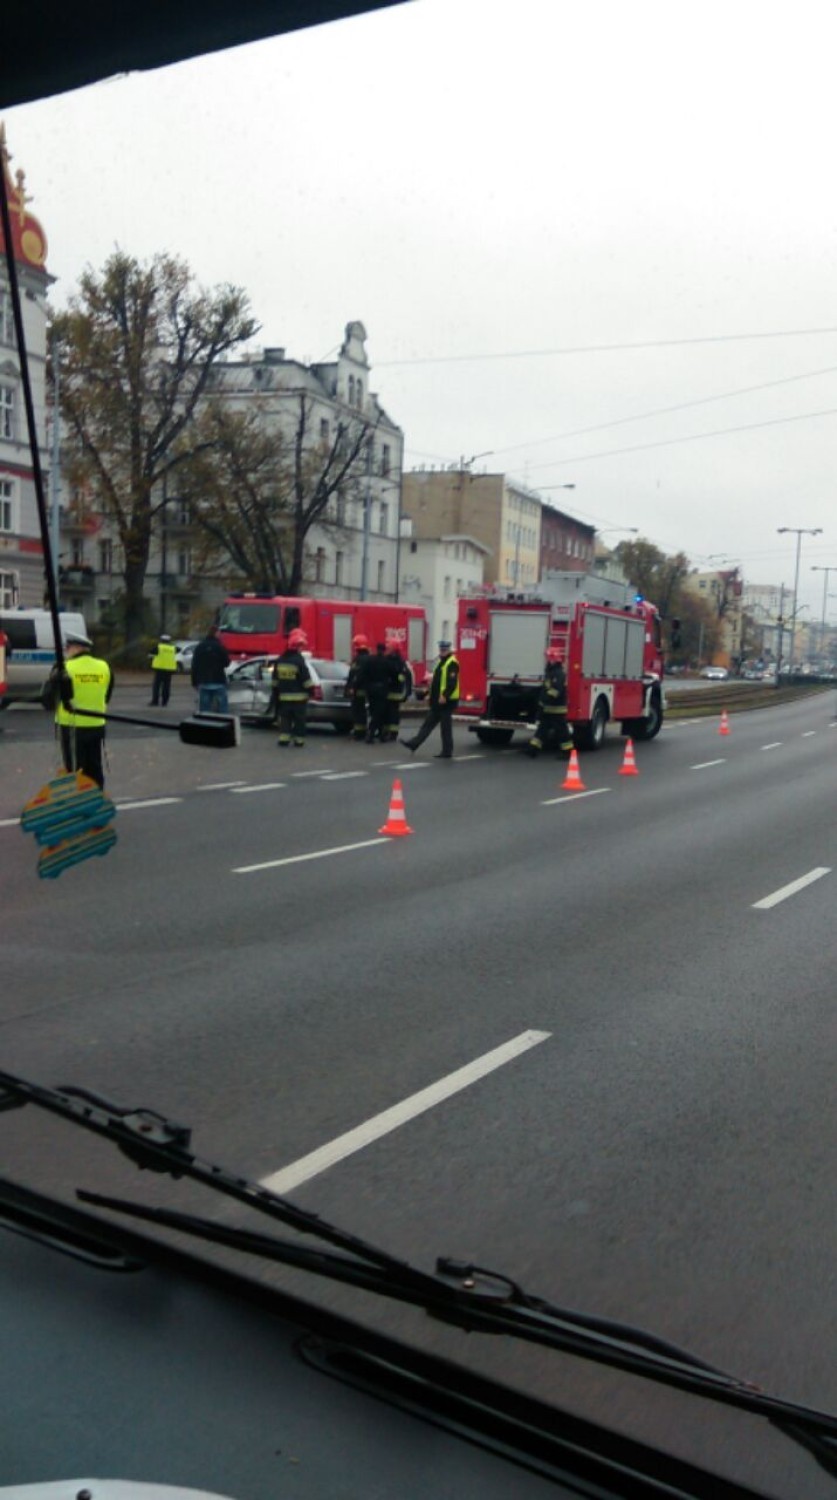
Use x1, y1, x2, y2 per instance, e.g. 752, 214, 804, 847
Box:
379, 326, 837, 369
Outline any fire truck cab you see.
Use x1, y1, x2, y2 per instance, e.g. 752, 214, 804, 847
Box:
217, 594, 428, 690
457, 572, 665, 750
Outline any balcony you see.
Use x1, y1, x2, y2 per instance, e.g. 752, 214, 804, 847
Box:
58, 565, 95, 590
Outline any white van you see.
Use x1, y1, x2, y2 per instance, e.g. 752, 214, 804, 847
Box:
0, 609, 90, 707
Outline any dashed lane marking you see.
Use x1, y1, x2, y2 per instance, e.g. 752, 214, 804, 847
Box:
761, 742, 783, 751
197, 781, 248, 791
230, 782, 287, 794
291, 769, 336, 778
541, 788, 611, 806
321, 771, 369, 781
392, 761, 431, 770
802, 731, 817, 738
260, 1028, 552, 1196
233, 836, 390, 875
690, 759, 727, 770
116, 797, 183, 810
752, 867, 831, 910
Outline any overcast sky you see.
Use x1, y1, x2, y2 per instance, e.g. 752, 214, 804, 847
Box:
7, 0, 837, 614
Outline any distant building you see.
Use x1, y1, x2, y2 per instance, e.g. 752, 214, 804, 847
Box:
0, 126, 51, 608
539, 504, 595, 578
398, 528, 490, 649
684, 568, 744, 668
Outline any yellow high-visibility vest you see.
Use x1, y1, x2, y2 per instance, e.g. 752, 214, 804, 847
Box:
439, 655, 460, 702
151, 641, 177, 671
55, 655, 111, 727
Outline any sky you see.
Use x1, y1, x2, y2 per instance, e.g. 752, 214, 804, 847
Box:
6, 0, 837, 616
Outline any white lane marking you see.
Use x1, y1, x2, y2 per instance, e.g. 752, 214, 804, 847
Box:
690, 759, 726, 770
231, 782, 287, 794
371, 759, 403, 766
197, 781, 248, 791
115, 797, 183, 810
234, 836, 389, 875
321, 771, 369, 781
761, 742, 783, 751
393, 761, 431, 770
753, 867, 831, 910
0, 817, 20, 828
802, 731, 817, 738
291, 769, 335, 778
541, 788, 611, 806
260, 1029, 552, 1196
454, 753, 485, 761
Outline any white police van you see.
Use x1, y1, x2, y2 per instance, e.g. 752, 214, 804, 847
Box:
0, 608, 89, 707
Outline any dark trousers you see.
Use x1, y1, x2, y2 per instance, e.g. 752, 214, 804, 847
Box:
151, 669, 174, 706
366, 688, 389, 742
410, 703, 454, 756
530, 710, 573, 754
386, 697, 402, 739
350, 694, 367, 739
59, 726, 106, 789
277, 700, 307, 744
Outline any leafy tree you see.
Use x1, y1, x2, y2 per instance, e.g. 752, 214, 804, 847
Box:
614, 537, 690, 617
180, 392, 378, 595
53, 250, 258, 644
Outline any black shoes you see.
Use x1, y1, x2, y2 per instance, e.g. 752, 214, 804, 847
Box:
399, 738, 417, 753
434, 752, 452, 759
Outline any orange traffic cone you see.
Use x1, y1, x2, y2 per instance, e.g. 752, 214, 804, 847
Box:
562, 748, 586, 792
719, 710, 730, 736
379, 778, 414, 836
619, 738, 639, 776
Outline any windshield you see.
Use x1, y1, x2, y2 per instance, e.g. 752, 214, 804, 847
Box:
4, 4, 837, 1498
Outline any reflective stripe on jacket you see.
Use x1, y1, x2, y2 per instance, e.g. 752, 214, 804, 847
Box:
272, 651, 313, 701
55, 654, 112, 727
437, 654, 460, 703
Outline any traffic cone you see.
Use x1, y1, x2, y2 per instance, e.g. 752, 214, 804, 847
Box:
619, 738, 639, 776
562, 748, 586, 792
719, 709, 730, 736
379, 778, 414, 836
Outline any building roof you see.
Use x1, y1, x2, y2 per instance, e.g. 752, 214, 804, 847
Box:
0, 127, 48, 272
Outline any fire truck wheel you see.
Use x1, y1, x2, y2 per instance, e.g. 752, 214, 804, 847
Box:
575, 696, 609, 751
627, 691, 663, 741
475, 727, 515, 748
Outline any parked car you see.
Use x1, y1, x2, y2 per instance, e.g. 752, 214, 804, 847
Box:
174, 639, 199, 672
225, 654, 352, 731
699, 665, 729, 680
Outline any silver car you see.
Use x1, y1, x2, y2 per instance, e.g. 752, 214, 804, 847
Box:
225, 654, 352, 732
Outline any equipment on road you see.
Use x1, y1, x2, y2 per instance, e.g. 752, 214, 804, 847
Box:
379, 777, 414, 836
720, 709, 731, 736
562, 748, 586, 792
618, 738, 640, 776
456, 573, 667, 751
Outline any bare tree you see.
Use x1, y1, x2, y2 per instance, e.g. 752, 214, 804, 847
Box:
182, 391, 378, 595
53, 250, 258, 644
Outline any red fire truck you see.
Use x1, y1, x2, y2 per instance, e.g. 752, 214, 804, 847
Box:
217, 594, 429, 688
456, 572, 666, 750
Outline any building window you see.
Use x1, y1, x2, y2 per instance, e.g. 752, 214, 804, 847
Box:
410, 540, 417, 554
70, 538, 85, 567
315, 547, 325, 583
381, 444, 391, 476
0, 569, 18, 606
0, 291, 13, 347
0, 478, 15, 532
356, 381, 363, 408
379, 501, 389, 536
443, 575, 451, 600
335, 551, 344, 586
98, 538, 113, 573
320, 418, 330, 444
177, 547, 191, 577
347, 376, 355, 407
0, 385, 15, 440
173, 498, 191, 525
377, 559, 385, 593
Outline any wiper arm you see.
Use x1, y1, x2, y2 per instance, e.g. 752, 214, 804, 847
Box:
4, 1068, 837, 1478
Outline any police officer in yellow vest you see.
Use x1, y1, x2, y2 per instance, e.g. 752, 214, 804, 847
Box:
400, 639, 459, 759
149, 633, 177, 707
50, 630, 114, 790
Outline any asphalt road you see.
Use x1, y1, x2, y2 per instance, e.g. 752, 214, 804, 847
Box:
2, 678, 837, 1495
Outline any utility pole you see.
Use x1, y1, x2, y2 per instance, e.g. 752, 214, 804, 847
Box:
778, 526, 822, 669
360, 440, 372, 601
49, 336, 60, 586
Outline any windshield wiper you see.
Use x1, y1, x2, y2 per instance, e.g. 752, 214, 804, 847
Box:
3, 1067, 837, 1478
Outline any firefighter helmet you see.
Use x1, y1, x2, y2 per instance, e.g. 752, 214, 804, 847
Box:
352, 633, 369, 650
546, 646, 564, 663
288, 628, 308, 650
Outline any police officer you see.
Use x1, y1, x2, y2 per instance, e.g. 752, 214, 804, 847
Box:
149, 632, 177, 706
384, 646, 412, 743
346, 634, 371, 740
272, 628, 314, 747
400, 640, 459, 759
527, 646, 574, 757
49, 630, 114, 790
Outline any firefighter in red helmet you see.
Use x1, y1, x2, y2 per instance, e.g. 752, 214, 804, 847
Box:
272, 628, 313, 747
346, 633, 371, 741
527, 645, 573, 757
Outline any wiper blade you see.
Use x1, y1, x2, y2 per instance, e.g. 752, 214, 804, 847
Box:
5, 1068, 837, 1477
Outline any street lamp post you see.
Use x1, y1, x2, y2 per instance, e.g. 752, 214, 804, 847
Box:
778, 526, 822, 670
811, 565, 837, 660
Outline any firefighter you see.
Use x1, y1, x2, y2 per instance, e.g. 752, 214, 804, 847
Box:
272, 628, 314, 747
149, 632, 177, 706
361, 642, 392, 743
400, 640, 459, 759
384, 646, 412, 742
527, 646, 574, 757
48, 630, 114, 790
345, 634, 370, 740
